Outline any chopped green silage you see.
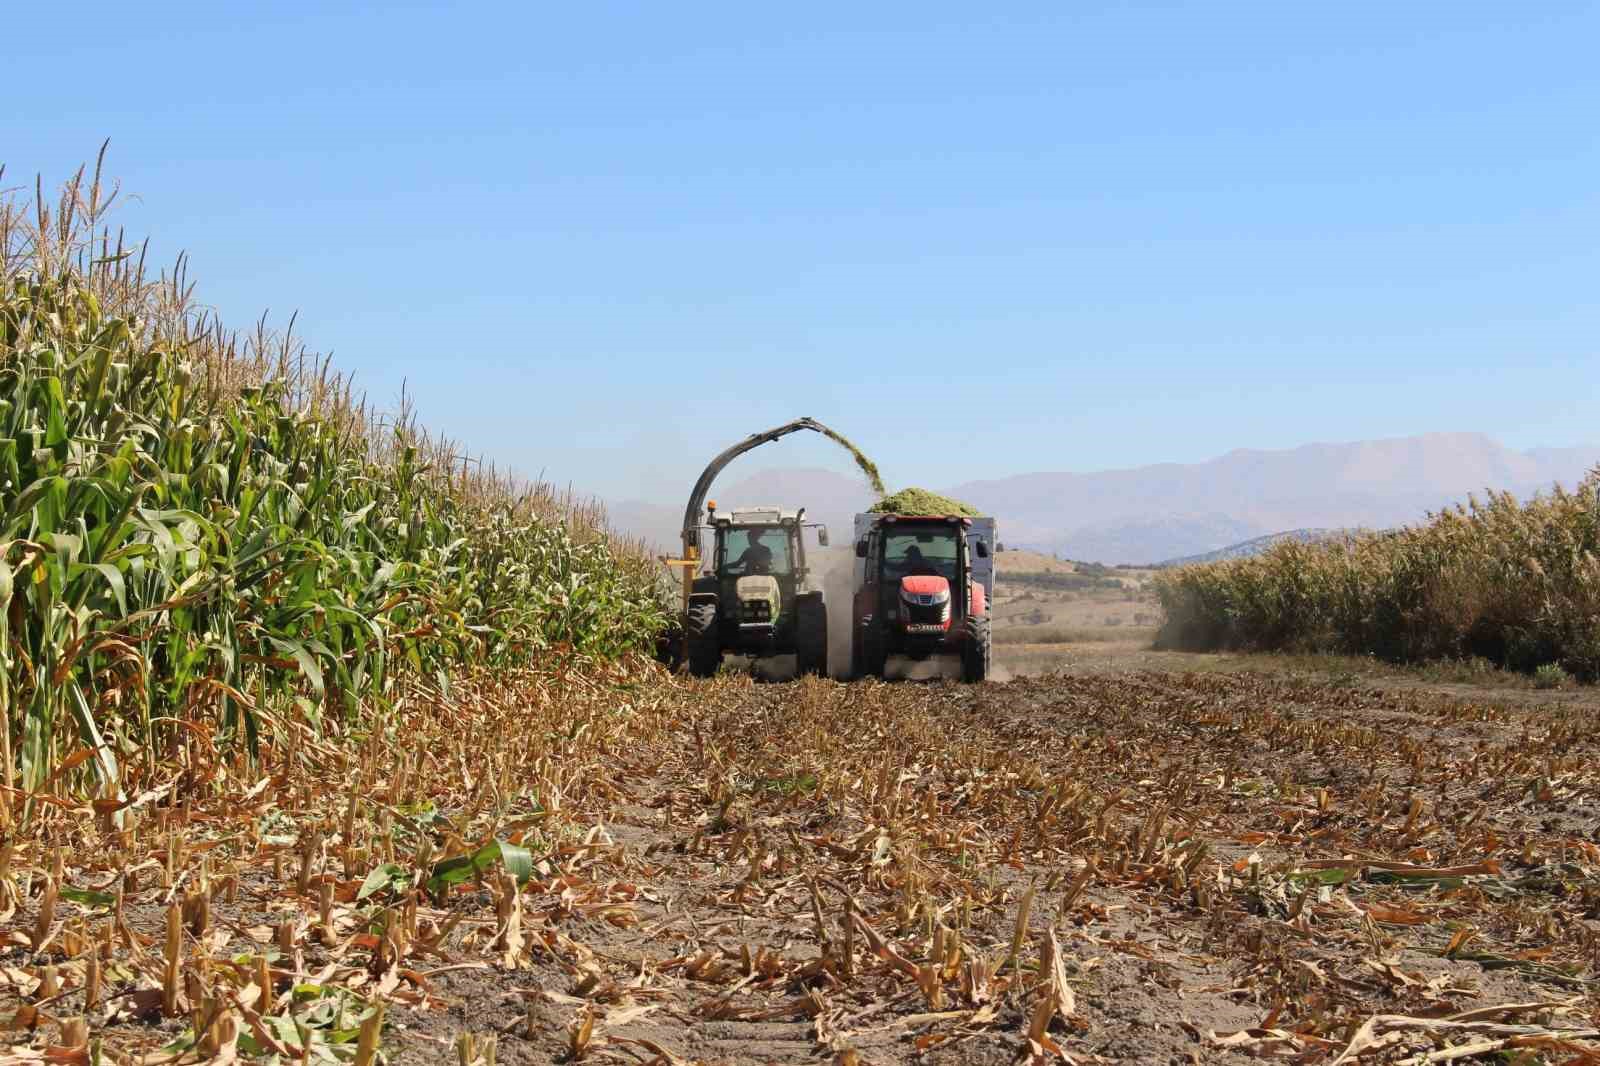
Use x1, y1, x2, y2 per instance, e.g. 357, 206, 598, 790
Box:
869, 488, 983, 517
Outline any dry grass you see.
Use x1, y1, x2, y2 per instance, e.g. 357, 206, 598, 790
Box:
994, 625, 1147, 646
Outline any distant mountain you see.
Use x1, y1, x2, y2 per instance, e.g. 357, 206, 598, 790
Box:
947, 432, 1600, 563
601, 498, 681, 553
606, 433, 1600, 565
1158, 528, 1347, 567
605, 467, 875, 553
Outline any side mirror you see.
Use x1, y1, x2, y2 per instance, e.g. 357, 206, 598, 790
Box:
854, 539, 868, 559
817, 526, 830, 547
974, 538, 990, 558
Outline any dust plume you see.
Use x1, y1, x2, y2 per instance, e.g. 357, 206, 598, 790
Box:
812, 544, 858, 678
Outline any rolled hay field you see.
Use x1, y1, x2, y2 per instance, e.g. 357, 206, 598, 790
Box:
1155, 477, 1600, 682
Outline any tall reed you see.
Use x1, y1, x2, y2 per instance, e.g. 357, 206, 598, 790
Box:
1154, 475, 1600, 680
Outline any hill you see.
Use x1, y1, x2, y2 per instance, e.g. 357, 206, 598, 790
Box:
607, 466, 875, 552
609, 433, 1600, 564
1158, 528, 1348, 567
949, 432, 1600, 563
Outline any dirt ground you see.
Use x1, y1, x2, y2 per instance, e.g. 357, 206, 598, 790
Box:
990, 551, 1160, 651
4, 651, 1598, 1064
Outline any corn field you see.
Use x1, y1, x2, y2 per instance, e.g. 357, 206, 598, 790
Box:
1155, 472, 1600, 680
0, 152, 667, 807
2, 155, 1599, 1066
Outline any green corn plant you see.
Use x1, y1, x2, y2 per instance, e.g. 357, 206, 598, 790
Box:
0, 153, 668, 808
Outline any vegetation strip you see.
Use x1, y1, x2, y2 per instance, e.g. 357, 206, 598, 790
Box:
1155, 480, 1600, 682
0, 155, 666, 806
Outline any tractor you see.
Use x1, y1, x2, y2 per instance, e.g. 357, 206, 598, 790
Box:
664, 419, 845, 678
850, 512, 996, 682
682, 504, 829, 677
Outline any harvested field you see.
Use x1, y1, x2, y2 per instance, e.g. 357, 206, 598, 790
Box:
6, 664, 1598, 1064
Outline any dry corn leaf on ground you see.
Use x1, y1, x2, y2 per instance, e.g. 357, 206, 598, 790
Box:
0, 663, 1597, 1064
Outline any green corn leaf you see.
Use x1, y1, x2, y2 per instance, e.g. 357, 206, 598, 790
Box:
69, 562, 128, 615
269, 637, 324, 695
356, 862, 411, 901
426, 839, 536, 895
59, 886, 117, 908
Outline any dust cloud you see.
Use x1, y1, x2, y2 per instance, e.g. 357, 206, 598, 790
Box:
811, 545, 858, 679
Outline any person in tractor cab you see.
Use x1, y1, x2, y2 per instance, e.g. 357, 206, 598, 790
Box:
732, 531, 775, 574
902, 544, 941, 577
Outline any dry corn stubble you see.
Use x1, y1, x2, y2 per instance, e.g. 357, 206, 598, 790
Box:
0, 664, 1596, 1061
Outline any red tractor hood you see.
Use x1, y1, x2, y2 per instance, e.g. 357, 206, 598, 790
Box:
899, 575, 950, 598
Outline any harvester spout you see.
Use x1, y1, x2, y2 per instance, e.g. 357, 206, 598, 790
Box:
679, 417, 828, 552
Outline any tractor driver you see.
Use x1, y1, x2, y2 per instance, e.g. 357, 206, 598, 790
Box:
902, 544, 941, 577
732, 531, 775, 575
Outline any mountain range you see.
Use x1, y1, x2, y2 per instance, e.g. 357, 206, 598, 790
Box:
1157, 529, 1344, 567
605, 432, 1600, 565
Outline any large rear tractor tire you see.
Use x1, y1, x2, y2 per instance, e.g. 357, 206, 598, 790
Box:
795, 595, 828, 678
687, 601, 722, 678
961, 615, 992, 683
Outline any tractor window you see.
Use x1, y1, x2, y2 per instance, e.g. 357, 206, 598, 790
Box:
719, 527, 792, 576
883, 530, 959, 582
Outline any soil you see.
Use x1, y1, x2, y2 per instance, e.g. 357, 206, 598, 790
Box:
5, 656, 1598, 1065
387, 669, 1600, 1063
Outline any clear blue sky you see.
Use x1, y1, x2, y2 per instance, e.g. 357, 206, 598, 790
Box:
6, 3, 1597, 500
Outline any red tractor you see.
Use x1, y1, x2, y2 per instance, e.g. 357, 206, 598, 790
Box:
850, 513, 996, 682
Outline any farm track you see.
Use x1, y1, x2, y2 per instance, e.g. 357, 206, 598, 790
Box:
3, 667, 1598, 1064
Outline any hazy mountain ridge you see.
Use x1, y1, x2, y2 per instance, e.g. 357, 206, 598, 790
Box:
607, 433, 1600, 564
1158, 529, 1348, 567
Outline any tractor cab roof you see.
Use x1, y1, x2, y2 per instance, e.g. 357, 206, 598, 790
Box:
712, 506, 805, 527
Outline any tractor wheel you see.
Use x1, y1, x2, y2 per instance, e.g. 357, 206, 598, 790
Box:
860, 625, 888, 680
652, 622, 684, 672
686, 601, 722, 678
961, 615, 992, 683
795, 595, 828, 678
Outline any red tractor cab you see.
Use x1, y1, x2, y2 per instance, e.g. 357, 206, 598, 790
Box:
850, 513, 995, 682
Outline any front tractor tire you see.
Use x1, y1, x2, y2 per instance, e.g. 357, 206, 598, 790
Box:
795, 595, 828, 678
686, 600, 722, 678
961, 615, 992, 683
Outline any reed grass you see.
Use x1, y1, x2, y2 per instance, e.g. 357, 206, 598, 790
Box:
1154, 475, 1600, 680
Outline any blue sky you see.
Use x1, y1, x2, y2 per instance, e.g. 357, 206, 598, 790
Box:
6, 3, 1597, 500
